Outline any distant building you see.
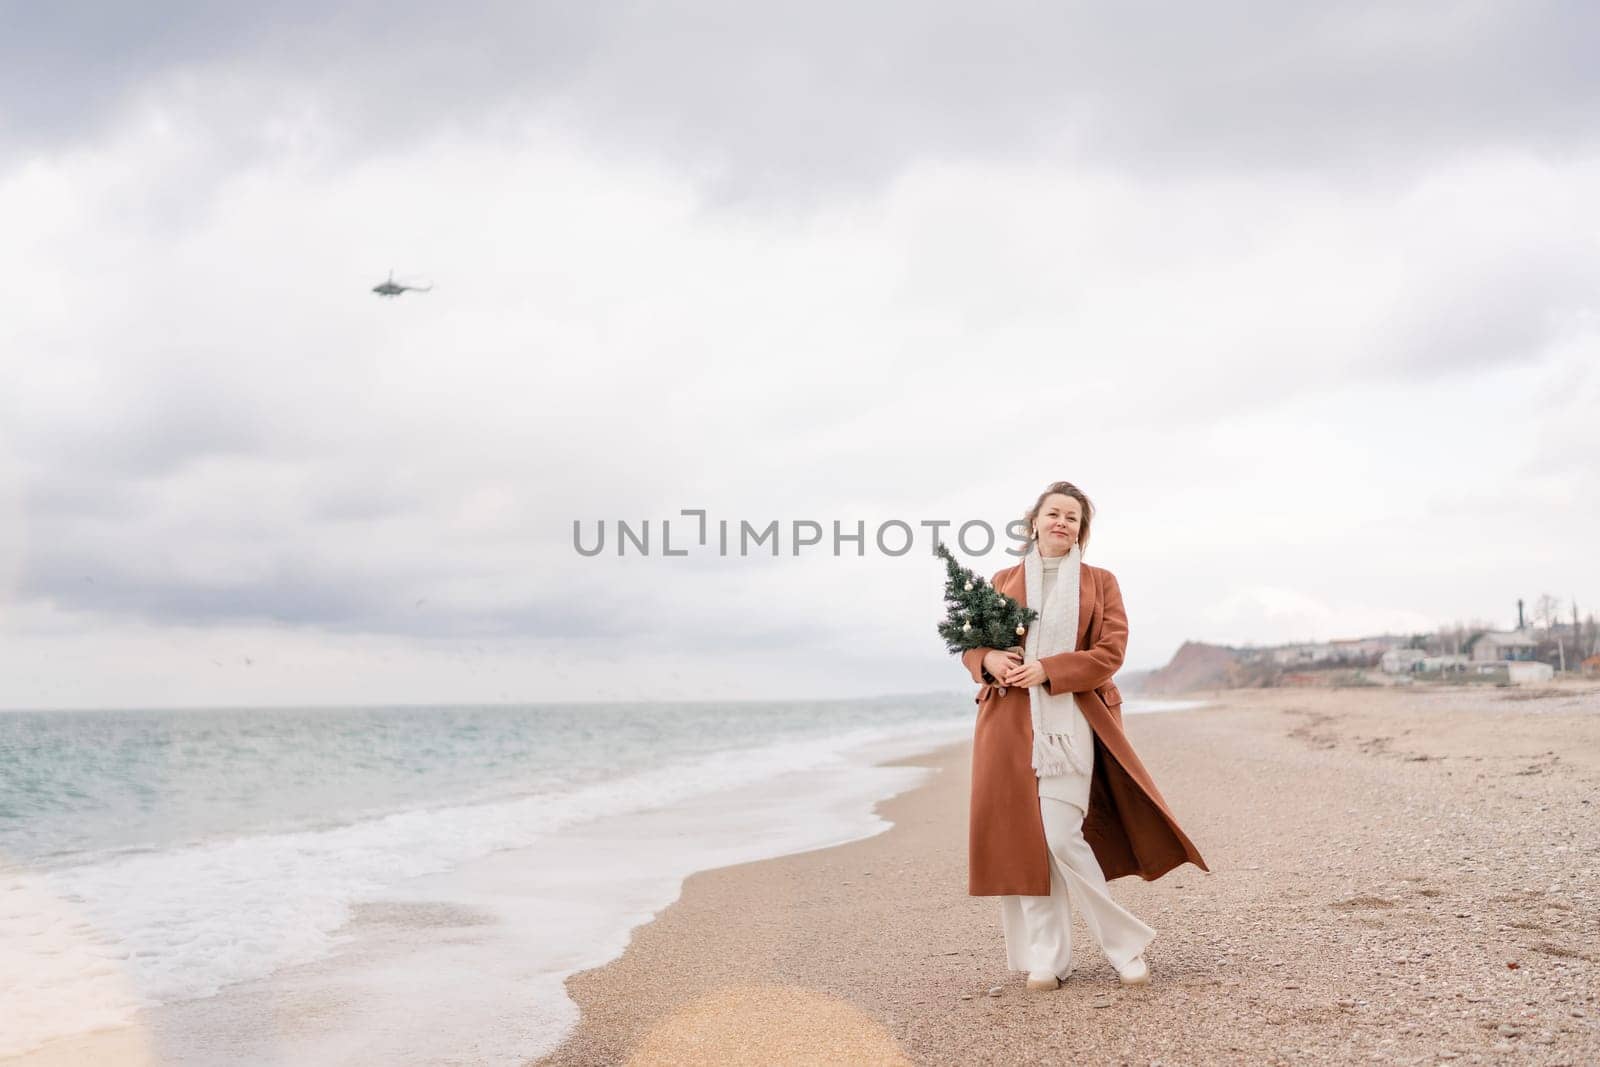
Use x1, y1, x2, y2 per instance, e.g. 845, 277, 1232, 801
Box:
1505, 661, 1555, 685
1336, 637, 1401, 658
1268, 636, 1407, 669
1380, 648, 1426, 674
1468, 630, 1537, 663
1469, 660, 1554, 685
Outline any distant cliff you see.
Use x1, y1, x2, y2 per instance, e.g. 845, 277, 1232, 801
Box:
1139, 641, 1248, 694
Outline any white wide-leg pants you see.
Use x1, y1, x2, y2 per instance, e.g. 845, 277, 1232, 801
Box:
998, 797, 1156, 979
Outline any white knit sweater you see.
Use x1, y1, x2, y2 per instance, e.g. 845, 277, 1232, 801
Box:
1040, 551, 1063, 608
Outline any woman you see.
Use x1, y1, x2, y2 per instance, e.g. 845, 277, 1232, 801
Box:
959, 481, 1208, 991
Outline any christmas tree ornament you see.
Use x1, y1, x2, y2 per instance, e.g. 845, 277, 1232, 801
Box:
1016, 624, 1026, 635
964, 581, 973, 591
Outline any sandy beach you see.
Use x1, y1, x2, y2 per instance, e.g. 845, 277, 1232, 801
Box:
538, 684, 1600, 1066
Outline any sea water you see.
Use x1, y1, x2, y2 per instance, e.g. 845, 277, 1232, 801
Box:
0, 694, 1201, 1063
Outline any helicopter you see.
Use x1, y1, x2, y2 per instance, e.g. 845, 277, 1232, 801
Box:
371, 270, 432, 298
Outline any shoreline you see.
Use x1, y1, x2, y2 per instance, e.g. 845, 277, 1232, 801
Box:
535, 735, 978, 1067
3, 716, 973, 1066
538, 685, 1600, 1065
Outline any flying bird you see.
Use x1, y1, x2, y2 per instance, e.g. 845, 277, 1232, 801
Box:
372, 270, 433, 298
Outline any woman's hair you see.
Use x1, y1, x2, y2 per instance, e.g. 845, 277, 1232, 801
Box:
1023, 481, 1094, 554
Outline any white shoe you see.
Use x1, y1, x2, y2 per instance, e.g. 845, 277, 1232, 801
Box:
1025, 969, 1062, 991
1116, 955, 1150, 986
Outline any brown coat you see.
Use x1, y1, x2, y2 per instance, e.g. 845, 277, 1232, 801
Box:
961, 560, 1209, 895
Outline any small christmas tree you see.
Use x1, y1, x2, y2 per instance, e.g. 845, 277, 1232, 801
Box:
935, 542, 1038, 655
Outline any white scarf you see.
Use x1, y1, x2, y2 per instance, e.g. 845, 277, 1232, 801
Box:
1022, 541, 1091, 777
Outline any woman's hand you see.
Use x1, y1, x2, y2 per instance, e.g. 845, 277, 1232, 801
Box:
1002, 660, 1047, 688
981, 649, 1022, 682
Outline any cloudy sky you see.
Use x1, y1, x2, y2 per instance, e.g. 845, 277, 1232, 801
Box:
2, 2, 1596, 709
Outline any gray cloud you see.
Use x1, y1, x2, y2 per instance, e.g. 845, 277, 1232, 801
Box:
3, 3, 1598, 708
6, 2, 1599, 195
18, 380, 271, 482
19, 526, 627, 640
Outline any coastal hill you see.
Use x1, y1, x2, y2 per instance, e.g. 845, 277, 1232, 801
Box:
1124, 612, 1598, 694
1126, 641, 1248, 695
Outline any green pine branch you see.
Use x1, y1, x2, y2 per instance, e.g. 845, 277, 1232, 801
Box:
935, 542, 1038, 655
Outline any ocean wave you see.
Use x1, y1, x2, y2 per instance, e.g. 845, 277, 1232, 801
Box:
0, 713, 966, 1057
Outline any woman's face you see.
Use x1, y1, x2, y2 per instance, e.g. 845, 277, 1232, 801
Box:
1034, 493, 1082, 557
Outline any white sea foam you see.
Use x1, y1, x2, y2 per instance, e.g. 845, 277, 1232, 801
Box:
0, 714, 968, 1059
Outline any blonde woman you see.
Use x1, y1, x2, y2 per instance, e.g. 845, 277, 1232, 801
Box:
960, 481, 1208, 990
